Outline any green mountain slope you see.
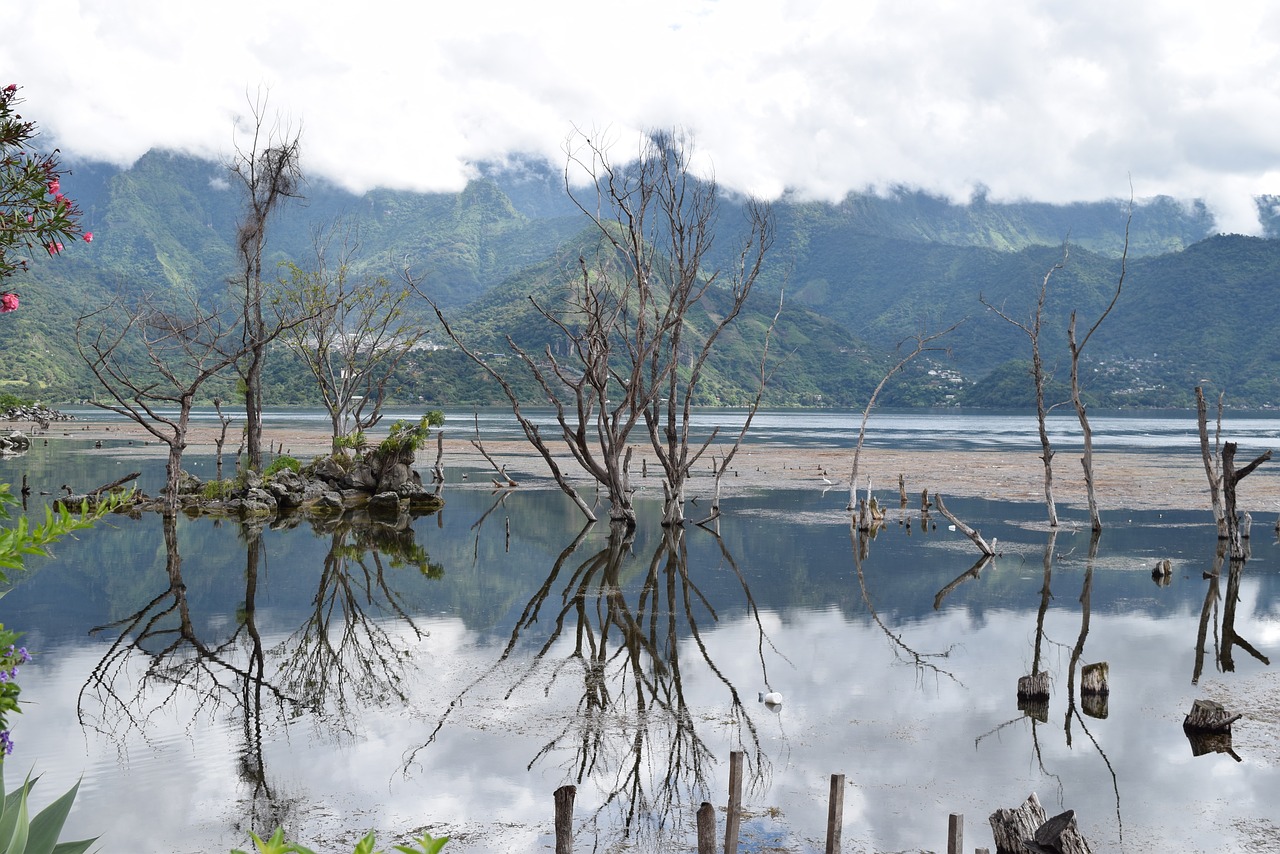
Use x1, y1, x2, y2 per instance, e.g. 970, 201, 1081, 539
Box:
3, 148, 1278, 409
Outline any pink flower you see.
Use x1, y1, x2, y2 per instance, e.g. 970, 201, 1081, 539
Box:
83, 231, 93, 243
47, 179, 60, 196
2, 84, 15, 93
0, 293, 18, 313
45, 242, 63, 255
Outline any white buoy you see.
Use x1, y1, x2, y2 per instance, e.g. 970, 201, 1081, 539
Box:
759, 691, 783, 706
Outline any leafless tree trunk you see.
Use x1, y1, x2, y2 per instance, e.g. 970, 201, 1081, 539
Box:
1068, 199, 1131, 532
982, 246, 1068, 526
1195, 385, 1228, 538
1222, 441, 1271, 559
847, 323, 962, 511
230, 90, 303, 471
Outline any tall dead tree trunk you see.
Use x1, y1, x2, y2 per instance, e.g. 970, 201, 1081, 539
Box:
1222, 441, 1271, 560
1068, 197, 1131, 532
982, 245, 1068, 527
1195, 385, 1228, 539
230, 91, 302, 472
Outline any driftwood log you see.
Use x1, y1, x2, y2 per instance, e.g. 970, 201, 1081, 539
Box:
990, 792, 1093, 854
1183, 698, 1241, 732
934, 493, 995, 556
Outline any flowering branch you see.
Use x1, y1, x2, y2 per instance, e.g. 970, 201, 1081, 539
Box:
0, 83, 94, 311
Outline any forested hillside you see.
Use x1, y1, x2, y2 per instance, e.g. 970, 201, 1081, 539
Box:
5, 148, 1280, 410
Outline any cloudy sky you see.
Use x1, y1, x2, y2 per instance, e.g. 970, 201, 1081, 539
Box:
5, 1, 1280, 233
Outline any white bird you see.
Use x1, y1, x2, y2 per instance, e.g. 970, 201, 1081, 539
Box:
759, 691, 783, 706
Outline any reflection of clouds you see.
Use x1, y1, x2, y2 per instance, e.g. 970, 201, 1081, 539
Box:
15, 586, 1280, 852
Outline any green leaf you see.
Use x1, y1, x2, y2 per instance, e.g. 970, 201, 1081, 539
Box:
351, 832, 380, 854
50, 839, 97, 854
0, 773, 34, 854
2, 786, 29, 854
25, 777, 82, 854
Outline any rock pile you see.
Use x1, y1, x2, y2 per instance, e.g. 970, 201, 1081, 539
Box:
3, 404, 73, 424
0, 430, 31, 455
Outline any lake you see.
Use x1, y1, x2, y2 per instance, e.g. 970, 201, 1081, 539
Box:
1, 408, 1278, 853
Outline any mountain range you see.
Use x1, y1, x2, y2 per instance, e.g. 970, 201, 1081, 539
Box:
4, 148, 1279, 411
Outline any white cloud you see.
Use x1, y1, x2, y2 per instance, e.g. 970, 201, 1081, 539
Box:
5, 0, 1280, 231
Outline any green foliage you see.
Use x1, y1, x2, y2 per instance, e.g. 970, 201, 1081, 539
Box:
201, 479, 237, 501
1, 85, 88, 284
0, 485, 117, 579
232, 828, 449, 854
334, 431, 369, 455
0, 753, 97, 853
0, 394, 30, 410
377, 413, 444, 457
263, 455, 301, 480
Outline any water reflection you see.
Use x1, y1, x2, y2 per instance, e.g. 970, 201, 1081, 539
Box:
75, 509, 445, 837
78, 516, 295, 831
406, 522, 773, 848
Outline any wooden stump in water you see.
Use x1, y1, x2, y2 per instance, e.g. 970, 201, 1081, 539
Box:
990, 793, 1094, 854
1081, 662, 1109, 696
989, 793, 1047, 854
1183, 698, 1241, 732
1081, 664, 1109, 718
1018, 671, 1050, 700
1151, 559, 1172, 580
1031, 809, 1093, 854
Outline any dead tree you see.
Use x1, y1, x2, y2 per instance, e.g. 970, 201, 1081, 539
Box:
230, 90, 303, 471
276, 222, 425, 451
422, 128, 777, 529
846, 322, 961, 512
934, 493, 996, 556
1067, 199, 1131, 532
76, 293, 247, 517
1195, 386, 1228, 538
981, 245, 1068, 527
77, 289, 319, 517
1222, 441, 1271, 559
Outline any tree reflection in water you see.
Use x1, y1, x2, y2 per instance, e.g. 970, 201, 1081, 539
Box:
274, 511, 440, 730
1193, 541, 1270, 680
76, 511, 441, 833
405, 521, 774, 848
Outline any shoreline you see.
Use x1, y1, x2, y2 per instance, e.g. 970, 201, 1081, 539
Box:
12, 416, 1280, 514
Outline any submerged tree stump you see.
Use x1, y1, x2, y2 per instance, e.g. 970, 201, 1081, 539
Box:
1183, 698, 1241, 732
990, 793, 1093, 854
1018, 671, 1050, 700
1081, 662, 1109, 696
990, 793, 1047, 854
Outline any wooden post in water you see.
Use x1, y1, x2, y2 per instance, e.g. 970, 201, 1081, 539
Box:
947, 813, 963, 854
825, 774, 845, 853
554, 785, 575, 854
696, 802, 716, 854
724, 751, 744, 854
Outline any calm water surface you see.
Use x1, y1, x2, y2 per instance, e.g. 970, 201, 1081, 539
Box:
1, 410, 1278, 853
